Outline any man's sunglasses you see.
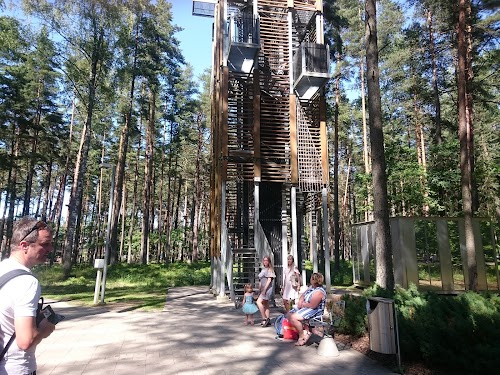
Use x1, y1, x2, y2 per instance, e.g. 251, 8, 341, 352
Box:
20, 221, 47, 242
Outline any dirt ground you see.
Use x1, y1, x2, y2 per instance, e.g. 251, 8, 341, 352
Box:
334, 333, 449, 375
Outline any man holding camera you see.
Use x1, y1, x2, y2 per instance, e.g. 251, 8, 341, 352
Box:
0, 217, 56, 375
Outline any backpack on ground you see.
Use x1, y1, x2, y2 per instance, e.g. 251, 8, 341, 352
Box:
274, 313, 285, 337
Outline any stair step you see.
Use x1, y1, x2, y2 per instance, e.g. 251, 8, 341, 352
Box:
232, 248, 256, 253
233, 272, 259, 276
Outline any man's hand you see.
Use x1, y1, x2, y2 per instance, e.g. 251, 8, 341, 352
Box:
15, 316, 54, 350
38, 318, 56, 339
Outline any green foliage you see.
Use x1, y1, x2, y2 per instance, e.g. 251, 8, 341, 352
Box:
303, 260, 353, 287
353, 172, 373, 219
394, 285, 500, 373
334, 284, 500, 373
330, 259, 354, 286
338, 294, 368, 337
363, 284, 395, 299
33, 261, 211, 310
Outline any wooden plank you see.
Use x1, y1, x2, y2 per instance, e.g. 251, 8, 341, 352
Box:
401, 218, 418, 286
473, 218, 488, 290
436, 219, 454, 291
361, 225, 371, 284
458, 219, 469, 289
390, 218, 405, 287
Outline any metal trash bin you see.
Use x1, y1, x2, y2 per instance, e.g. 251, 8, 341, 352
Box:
366, 297, 397, 354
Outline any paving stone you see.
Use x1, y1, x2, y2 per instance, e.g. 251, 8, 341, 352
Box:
35, 287, 396, 375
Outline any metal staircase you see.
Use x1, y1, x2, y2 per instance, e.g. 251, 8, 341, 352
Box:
230, 247, 259, 308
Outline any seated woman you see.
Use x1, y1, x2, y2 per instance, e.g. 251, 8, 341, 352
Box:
286, 272, 326, 346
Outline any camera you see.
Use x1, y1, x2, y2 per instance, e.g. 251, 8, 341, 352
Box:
37, 305, 65, 325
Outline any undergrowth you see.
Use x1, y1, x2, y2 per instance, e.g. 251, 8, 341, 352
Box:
33, 261, 211, 310
336, 284, 500, 374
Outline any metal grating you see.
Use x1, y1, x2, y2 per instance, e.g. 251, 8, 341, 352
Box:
192, 0, 216, 17
227, 72, 255, 182
258, 0, 291, 182
297, 99, 323, 192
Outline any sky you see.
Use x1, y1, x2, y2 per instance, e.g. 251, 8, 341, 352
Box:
170, 1, 214, 80
2, 1, 214, 80
0, 1, 215, 219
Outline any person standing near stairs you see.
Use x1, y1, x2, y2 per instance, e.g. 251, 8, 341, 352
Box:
257, 256, 275, 327
281, 255, 301, 313
241, 284, 258, 325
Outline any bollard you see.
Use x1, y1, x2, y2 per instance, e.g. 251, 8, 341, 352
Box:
93, 259, 105, 304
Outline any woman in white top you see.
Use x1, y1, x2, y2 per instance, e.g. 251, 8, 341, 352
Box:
281, 255, 300, 312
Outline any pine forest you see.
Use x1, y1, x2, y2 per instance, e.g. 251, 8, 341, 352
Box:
0, 0, 498, 281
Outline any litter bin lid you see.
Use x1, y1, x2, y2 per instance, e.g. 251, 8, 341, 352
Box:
367, 296, 394, 304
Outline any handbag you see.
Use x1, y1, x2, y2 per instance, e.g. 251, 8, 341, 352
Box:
290, 272, 299, 288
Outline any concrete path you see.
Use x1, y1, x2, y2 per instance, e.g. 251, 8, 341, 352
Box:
35, 286, 396, 375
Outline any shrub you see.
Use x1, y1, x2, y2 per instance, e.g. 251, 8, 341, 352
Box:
338, 284, 500, 373
393, 286, 500, 373
330, 260, 354, 286
338, 294, 368, 336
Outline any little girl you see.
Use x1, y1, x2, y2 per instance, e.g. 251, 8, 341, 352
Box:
241, 283, 259, 325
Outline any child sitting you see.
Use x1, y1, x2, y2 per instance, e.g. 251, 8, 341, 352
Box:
241, 283, 259, 325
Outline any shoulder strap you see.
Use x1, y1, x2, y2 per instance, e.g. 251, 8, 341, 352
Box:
0, 269, 32, 289
0, 269, 33, 361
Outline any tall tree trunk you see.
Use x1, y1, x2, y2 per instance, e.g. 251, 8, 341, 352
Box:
413, 92, 429, 215
465, 1, 478, 212
333, 67, 341, 272
181, 182, 189, 262
62, 27, 103, 279
127, 121, 142, 264
141, 89, 155, 265
427, 9, 442, 145
151, 142, 158, 261
2, 128, 19, 259
119, 183, 127, 262
191, 114, 204, 262
50, 95, 75, 229
427, 9, 447, 216
6, 138, 18, 257
86, 187, 97, 263
93, 133, 107, 259
360, 59, 372, 222
40, 159, 52, 222
457, 0, 477, 291
158, 119, 167, 261
0, 185, 10, 259
63, 117, 90, 277
163, 116, 177, 263
360, 59, 370, 175
110, 19, 140, 265
46, 165, 57, 221
22, 82, 43, 216
174, 174, 182, 261
0, 157, 13, 258
365, 0, 394, 290
22, 130, 39, 216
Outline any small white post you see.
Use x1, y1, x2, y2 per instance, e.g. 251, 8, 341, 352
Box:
99, 163, 116, 304
93, 269, 102, 305
93, 258, 105, 304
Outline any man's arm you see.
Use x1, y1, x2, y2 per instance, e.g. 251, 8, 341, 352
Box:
14, 316, 55, 350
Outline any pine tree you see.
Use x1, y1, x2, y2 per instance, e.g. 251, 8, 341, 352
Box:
365, 0, 394, 290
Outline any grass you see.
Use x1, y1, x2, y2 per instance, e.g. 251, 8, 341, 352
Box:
33, 261, 211, 311
33, 259, 357, 312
